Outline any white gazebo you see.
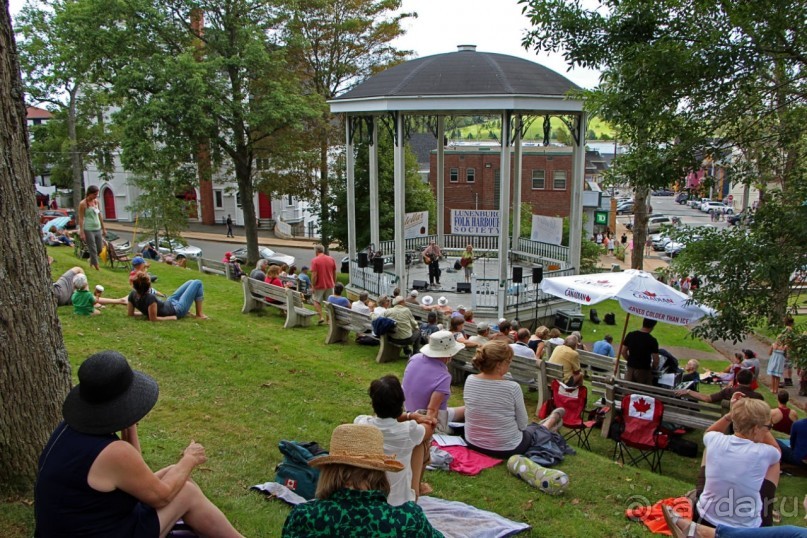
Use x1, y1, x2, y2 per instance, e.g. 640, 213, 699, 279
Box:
329, 45, 587, 320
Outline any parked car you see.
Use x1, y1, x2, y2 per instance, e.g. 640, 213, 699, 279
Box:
231, 246, 295, 267
136, 236, 203, 259
652, 188, 674, 196
727, 211, 752, 226
664, 240, 686, 257
675, 192, 689, 204
689, 197, 708, 208
39, 208, 76, 228
616, 201, 634, 215
697, 198, 715, 211
647, 215, 674, 234
702, 201, 734, 214
652, 235, 672, 251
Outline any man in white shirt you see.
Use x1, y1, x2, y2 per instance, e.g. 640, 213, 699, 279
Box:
510, 328, 538, 361
468, 322, 491, 346
351, 291, 371, 315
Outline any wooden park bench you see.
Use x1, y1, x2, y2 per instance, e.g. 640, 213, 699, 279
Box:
198, 257, 232, 279
447, 343, 541, 391
323, 302, 411, 364
241, 276, 315, 329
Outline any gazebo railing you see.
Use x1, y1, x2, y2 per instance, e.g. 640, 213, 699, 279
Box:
471, 266, 576, 310
375, 235, 570, 266
348, 261, 397, 297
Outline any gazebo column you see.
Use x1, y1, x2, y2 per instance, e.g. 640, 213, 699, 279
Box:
345, 117, 357, 285
512, 114, 523, 245
393, 112, 407, 286
369, 116, 380, 248
497, 111, 512, 319
569, 112, 587, 272
436, 116, 445, 245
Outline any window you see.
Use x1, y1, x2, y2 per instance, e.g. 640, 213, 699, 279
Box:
466, 168, 475, 183
531, 169, 545, 190
553, 170, 567, 190
287, 195, 294, 207
214, 190, 223, 209
450, 167, 459, 182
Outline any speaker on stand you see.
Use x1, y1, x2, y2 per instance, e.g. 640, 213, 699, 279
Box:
532, 265, 543, 330
373, 256, 384, 294
513, 267, 522, 323
358, 252, 369, 289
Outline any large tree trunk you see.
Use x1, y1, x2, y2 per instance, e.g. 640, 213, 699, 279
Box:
0, 4, 72, 494
235, 153, 259, 265
67, 85, 84, 208
631, 185, 650, 270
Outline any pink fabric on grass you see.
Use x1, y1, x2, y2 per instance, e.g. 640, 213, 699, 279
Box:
432, 442, 502, 476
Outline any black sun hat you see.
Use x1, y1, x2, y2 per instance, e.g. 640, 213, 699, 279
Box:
62, 351, 159, 435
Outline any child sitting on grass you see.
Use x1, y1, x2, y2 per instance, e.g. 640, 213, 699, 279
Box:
71, 273, 100, 316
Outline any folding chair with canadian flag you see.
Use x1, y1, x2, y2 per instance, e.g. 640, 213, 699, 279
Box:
551, 380, 596, 450
613, 394, 669, 473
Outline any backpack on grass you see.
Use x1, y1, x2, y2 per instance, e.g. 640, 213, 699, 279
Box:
274, 440, 327, 500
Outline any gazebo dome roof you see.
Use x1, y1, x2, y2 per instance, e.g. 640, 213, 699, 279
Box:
334, 45, 580, 101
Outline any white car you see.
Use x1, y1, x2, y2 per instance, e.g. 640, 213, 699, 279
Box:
697, 198, 714, 211
231, 246, 295, 267
137, 236, 203, 259
702, 201, 733, 214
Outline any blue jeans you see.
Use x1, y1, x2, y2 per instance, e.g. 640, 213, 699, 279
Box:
777, 439, 807, 467
717, 525, 807, 537
167, 280, 204, 318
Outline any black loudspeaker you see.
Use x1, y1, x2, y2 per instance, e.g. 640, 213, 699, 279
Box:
512, 267, 523, 283
533, 266, 543, 284
373, 257, 384, 273
412, 280, 429, 291
357, 252, 368, 268
457, 283, 472, 293
589, 308, 601, 324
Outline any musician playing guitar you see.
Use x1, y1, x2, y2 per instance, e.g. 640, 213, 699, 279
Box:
460, 244, 476, 283
423, 240, 443, 287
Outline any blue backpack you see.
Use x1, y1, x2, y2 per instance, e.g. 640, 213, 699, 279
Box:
274, 441, 327, 500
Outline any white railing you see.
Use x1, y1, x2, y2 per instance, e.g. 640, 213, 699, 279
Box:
515, 237, 570, 266
471, 267, 576, 310
349, 261, 397, 297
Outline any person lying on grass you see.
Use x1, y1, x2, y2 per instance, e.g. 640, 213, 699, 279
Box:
34, 351, 244, 538
354, 375, 437, 504
128, 273, 208, 321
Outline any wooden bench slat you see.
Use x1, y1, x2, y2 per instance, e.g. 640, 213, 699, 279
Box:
241, 277, 313, 328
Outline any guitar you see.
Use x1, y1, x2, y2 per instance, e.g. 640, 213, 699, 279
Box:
459, 255, 482, 268
422, 253, 433, 265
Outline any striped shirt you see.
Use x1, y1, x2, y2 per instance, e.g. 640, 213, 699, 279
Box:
463, 375, 528, 452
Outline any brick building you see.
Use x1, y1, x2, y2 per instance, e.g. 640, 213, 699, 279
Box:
430, 144, 574, 233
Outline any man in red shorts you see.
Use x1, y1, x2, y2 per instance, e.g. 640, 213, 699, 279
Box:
310, 244, 337, 324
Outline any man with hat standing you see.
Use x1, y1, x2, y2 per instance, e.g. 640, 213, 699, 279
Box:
34, 351, 244, 537
402, 330, 466, 434
422, 240, 443, 288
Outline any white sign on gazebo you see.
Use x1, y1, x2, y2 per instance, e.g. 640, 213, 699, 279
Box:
530, 215, 563, 245
451, 209, 500, 236
404, 211, 429, 239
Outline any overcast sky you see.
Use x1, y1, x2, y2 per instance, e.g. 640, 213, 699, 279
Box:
8, 0, 600, 88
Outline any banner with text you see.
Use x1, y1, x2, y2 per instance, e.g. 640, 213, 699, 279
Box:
404, 211, 429, 239
530, 215, 564, 245
451, 209, 500, 236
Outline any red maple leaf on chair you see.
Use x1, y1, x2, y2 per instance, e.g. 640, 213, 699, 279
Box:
632, 397, 652, 415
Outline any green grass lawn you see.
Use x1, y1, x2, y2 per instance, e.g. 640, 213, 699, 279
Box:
1, 248, 805, 537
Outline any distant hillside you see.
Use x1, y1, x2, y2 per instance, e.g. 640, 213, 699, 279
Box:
449, 116, 614, 143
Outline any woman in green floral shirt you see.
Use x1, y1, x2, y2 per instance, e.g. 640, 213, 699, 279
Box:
282, 424, 442, 538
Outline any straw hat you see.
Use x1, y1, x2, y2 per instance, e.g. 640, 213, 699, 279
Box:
421, 295, 434, 306
62, 351, 159, 435
419, 330, 464, 358
309, 424, 403, 472
437, 296, 448, 306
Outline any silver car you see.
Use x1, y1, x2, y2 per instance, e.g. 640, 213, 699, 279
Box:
137, 236, 203, 259
231, 246, 295, 267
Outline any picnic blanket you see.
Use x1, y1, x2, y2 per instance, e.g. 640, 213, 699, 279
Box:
431, 442, 503, 476
251, 482, 530, 538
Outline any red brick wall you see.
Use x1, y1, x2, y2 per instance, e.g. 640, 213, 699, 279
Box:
429, 150, 573, 233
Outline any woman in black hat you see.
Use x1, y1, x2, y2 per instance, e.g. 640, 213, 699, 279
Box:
34, 351, 243, 537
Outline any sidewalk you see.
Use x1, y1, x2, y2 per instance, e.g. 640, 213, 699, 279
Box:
104, 220, 324, 251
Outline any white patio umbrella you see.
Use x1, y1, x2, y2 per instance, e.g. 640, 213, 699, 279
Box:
540, 269, 715, 374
